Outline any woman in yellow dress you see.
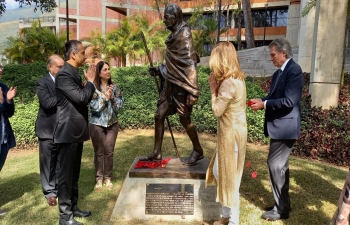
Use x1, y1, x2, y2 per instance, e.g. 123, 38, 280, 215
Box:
206, 42, 247, 225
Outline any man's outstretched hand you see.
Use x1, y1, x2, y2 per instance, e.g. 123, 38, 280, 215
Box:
84, 64, 96, 82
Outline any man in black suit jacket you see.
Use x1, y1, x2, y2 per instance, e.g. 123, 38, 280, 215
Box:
249, 38, 304, 221
35, 55, 64, 207
54, 40, 96, 225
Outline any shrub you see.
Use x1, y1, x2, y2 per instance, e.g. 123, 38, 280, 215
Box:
293, 73, 350, 166
2, 61, 47, 103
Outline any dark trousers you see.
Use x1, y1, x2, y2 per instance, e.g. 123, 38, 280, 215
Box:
89, 123, 119, 181
57, 142, 83, 220
0, 143, 9, 171
268, 139, 295, 215
39, 138, 59, 199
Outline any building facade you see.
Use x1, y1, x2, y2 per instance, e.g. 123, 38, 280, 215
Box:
53, 0, 294, 47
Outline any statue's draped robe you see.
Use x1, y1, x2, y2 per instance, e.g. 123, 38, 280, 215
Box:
159, 22, 200, 114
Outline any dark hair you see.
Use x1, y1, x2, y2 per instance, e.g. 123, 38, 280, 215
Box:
94, 61, 112, 91
64, 40, 82, 60
165, 4, 183, 24
269, 38, 293, 59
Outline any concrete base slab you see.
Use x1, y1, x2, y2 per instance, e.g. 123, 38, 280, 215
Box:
110, 157, 221, 223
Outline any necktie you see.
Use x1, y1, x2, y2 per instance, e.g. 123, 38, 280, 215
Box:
272, 69, 282, 91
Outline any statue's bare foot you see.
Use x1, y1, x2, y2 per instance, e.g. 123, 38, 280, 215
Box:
182, 150, 204, 166
139, 152, 162, 161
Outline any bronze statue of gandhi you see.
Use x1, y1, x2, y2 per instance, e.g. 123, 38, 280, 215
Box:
139, 3, 204, 166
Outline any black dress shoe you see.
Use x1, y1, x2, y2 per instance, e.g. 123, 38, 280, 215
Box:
182, 150, 204, 166
262, 210, 289, 221
139, 152, 162, 161
73, 209, 91, 217
59, 218, 83, 225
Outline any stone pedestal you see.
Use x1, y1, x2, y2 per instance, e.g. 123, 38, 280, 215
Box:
110, 157, 221, 223
310, 0, 348, 109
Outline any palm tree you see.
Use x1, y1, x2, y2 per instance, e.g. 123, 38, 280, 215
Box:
129, 14, 169, 65
4, 20, 65, 63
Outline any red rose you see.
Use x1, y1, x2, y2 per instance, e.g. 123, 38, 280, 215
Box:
247, 100, 253, 106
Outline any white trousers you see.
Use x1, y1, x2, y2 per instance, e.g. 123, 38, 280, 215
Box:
213, 141, 239, 225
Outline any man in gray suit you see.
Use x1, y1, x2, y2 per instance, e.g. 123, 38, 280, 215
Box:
249, 38, 304, 221
54, 40, 96, 225
35, 55, 64, 207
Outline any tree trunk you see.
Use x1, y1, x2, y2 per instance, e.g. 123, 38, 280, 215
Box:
237, 1, 242, 50
155, 0, 163, 21
225, 0, 231, 41
242, 0, 255, 48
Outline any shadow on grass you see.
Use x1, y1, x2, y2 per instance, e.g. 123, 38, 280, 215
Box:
240, 149, 345, 225
0, 132, 345, 225
0, 172, 39, 206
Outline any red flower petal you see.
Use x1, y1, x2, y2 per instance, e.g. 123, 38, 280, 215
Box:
245, 161, 251, 168
252, 171, 258, 178
248, 100, 253, 106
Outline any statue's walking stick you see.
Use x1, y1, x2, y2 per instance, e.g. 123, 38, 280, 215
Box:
141, 32, 180, 158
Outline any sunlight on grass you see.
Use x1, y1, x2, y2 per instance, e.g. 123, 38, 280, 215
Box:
0, 129, 347, 225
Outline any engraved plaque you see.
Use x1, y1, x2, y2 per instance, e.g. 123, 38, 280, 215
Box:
145, 183, 194, 215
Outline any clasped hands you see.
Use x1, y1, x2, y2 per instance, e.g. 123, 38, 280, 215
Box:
105, 84, 115, 101
0, 86, 17, 104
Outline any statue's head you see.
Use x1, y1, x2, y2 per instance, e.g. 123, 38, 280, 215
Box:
163, 4, 183, 31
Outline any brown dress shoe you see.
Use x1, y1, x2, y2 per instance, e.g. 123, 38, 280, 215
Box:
213, 217, 229, 225
47, 196, 57, 206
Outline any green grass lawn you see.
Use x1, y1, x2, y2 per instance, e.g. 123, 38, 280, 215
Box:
0, 129, 346, 225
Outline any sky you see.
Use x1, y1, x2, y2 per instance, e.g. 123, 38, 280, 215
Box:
5, 0, 20, 10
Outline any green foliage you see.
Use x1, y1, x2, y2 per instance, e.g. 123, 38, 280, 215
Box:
87, 14, 169, 67
187, 5, 223, 56
3, 20, 66, 63
292, 73, 350, 166
2, 63, 268, 147
302, 0, 350, 17
0, 0, 57, 17
246, 76, 269, 144
1, 61, 47, 102
301, 0, 316, 17
9, 98, 39, 146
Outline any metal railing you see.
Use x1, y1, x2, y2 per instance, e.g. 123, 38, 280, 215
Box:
19, 16, 56, 24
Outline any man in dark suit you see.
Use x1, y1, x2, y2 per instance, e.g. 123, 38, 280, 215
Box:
0, 63, 17, 216
249, 38, 304, 221
35, 55, 64, 207
54, 40, 96, 225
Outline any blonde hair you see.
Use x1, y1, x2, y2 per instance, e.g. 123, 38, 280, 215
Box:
209, 42, 245, 81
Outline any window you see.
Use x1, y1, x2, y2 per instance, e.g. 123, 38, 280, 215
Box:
234, 7, 288, 28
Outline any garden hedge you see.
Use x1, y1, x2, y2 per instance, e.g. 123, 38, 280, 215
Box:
4, 62, 349, 166
2, 63, 267, 148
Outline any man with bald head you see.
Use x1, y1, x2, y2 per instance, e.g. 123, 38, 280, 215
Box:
35, 54, 64, 207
